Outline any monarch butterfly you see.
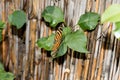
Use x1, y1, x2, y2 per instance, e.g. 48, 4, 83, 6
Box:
51, 23, 64, 57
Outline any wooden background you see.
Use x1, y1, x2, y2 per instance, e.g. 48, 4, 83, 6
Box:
0, 0, 120, 80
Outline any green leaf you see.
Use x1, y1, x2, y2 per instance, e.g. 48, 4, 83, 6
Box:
0, 62, 4, 72
0, 72, 14, 80
101, 4, 120, 23
113, 22, 120, 39
0, 21, 6, 29
53, 41, 67, 58
78, 12, 100, 31
8, 10, 27, 29
65, 29, 89, 53
37, 34, 55, 51
42, 6, 64, 27
0, 62, 14, 80
0, 30, 2, 42
62, 27, 72, 36
0, 21, 5, 42
37, 26, 88, 58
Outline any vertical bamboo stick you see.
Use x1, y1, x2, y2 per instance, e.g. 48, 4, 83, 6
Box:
96, 44, 105, 80
95, 0, 99, 12
64, 50, 71, 80
83, 59, 90, 80
90, 58, 97, 80
109, 38, 117, 80
96, 24, 112, 80
112, 38, 120, 80
40, 22, 47, 80
22, 20, 30, 80
86, 0, 92, 12
2, 0, 6, 65
8, 2, 19, 76
29, 19, 37, 80
54, 60, 59, 80
86, 1, 93, 79
61, 58, 67, 80
102, 23, 113, 80
89, 0, 99, 79
74, 59, 82, 80
22, 0, 30, 79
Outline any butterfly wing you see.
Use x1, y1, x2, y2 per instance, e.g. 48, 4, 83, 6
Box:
51, 24, 64, 57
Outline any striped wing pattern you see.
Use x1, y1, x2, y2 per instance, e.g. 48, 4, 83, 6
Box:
51, 24, 64, 57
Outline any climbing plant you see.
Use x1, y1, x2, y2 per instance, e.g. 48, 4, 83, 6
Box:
0, 4, 120, 59
37, 4, 120, 58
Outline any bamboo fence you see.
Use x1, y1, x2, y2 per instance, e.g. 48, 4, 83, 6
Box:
0, 0, 120, 80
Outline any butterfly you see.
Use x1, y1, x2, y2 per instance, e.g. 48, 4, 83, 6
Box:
51, 23, 64, 57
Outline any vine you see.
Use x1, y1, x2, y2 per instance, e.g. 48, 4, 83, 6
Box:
37, 6, 100, 58
37, 4, 120, 58
0, 3, 120, 79
0, 4, 120, 59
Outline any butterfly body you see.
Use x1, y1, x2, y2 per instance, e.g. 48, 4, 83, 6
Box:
51, 24, 64, 57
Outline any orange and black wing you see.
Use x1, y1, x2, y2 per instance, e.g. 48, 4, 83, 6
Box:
51, 24, 64, 57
